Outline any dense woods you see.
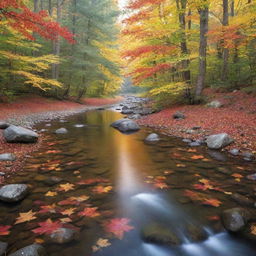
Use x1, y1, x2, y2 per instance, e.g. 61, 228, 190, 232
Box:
121, 0, 256, 105
0, 0, 121, 100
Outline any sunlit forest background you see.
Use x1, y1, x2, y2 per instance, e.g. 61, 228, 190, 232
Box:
0, 0, 256, 105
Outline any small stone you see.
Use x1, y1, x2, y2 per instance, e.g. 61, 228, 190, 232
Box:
189, 142, 201, 147
221, 208, 249, 232
231, 193, 254, 207
74, 124, 85, 128
145, 133, 160, 142
241, 152, 255, 161
9, 244, 46, 256
192, 126, 201, 130
48, 228, 78, 244
173, 111, 185, 120
229, 149, 240, 156
0, 241, 8, 256
207, 100, 223, 108
110, 119, 140, 133
0, 172, 5, 176
55, 128, 68, 134
247, 173, 256, 181
208, 150, 227, 162
0, 184, 28, 202
182, 138, 192, 143
0, 153, 16, 161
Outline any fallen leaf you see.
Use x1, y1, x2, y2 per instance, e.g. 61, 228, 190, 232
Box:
57, 183, 75, 192
191, 155, 204, 160
93, 185, 112, 194
45, 191, 57, 197
92, 238, 111, 252
104, 218, 134, 239
78, 207, 100, 217
32, 219, 62, 235
202, 199, 222, 207
0, 225, 11, 236
60, 208, 76, 216
15, 210, 37, 224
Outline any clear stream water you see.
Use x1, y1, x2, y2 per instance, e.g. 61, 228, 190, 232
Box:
1, 109, 256, 256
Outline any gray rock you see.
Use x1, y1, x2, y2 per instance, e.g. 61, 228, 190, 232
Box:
111, 119, 140, 133
173, 111, 185, 120
9, 244, 46, 256
43, 176, 63, 186
0, 153, 16, 161
206, 133, 233, 149
229, 148, 240, 156
141, 223, 181, 245
0, 241, 7, 256
247, 173, 256, 181
222, 208, 249, 232
4, 125, 38, 143
55, 128, 68, 134
74, 124, 86, 128
189, 142, 201, 147
0, 184, 28, 202
121, 109, 134, 115
129, 114, 141, 119
0, 172, 5, 176
0, 122, 10, 129
241, 152, 255, 161
48, 228, 78, 244
185, 224, 208, 243
208, 150, 227, 162
207, 100, 223, 108
182, 138, 192, 143
145, 133, 160, 142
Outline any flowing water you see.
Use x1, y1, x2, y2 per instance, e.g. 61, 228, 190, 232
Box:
1, 109, 256, 255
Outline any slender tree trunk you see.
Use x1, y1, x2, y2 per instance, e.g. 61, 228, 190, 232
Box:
48, 0, 52, 15
221, 0, 229, 82
195, 5, 209, 97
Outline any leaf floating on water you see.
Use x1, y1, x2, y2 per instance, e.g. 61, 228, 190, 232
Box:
32, 219, 62, 235
60, 208, 77, 216
0, 225, 11, 236
78, 207, 100, 217
187, 148, 197, 153
45, 191, 57, 197
191, 155, 204, 160
57, 183, 75, 192
176, 163, 186, 168
39, 203, 58, 213
15, 210, 37, 224
104, 218, 134, 239
58, 195, 90, 206
77, 178, 109, 186
34, 238, 44, 244
202, 199, 222, 207
92, 238, 111, 252
92, 185, 112, 194
60, 217, 72, 223
154, 181, 169, 189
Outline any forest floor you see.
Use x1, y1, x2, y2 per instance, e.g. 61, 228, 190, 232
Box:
0, 95, 122, 182
138, 89, 256, 153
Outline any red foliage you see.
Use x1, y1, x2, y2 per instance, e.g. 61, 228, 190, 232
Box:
0, 225, 11, 236
123, 45, 176, 60
123, 10, 152, 24
0, 0, 74, 42
138, 89, 256, 152
32, 219, 62, 235
127, 0, 166, 9
131, 63, 172, 84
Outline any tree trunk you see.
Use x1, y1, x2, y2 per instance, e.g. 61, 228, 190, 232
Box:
195, 6, 209, 97
221, 0, 229, 82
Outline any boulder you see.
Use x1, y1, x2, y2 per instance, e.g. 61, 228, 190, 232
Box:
0, 153, 16, 161
221, 208, 250, 232
185, 224, 208, 243
129, 114, 141, 119
207, 100, 223, 108
0, 184, 28, 202
110, 119, 140, 133
173, 111, 185, 120
229, 148, 240, 156
145, 133, 160, 142
0, 241, 7, 256
9, 244, 46, 256
48, 228, 78, 244
0, 122, 10, 129
121, 109, 134, 115
206, 133, 233, 149
55, 128, 68, 134
207, 150, 227, 162
141, 223, 181, 246
4, 125, 38, 143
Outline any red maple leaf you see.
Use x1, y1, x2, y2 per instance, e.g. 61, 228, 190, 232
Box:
32, 219, 62, 235
104, 218, 134, 239
78, 207, 100, 217
0, 225, 11, 236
